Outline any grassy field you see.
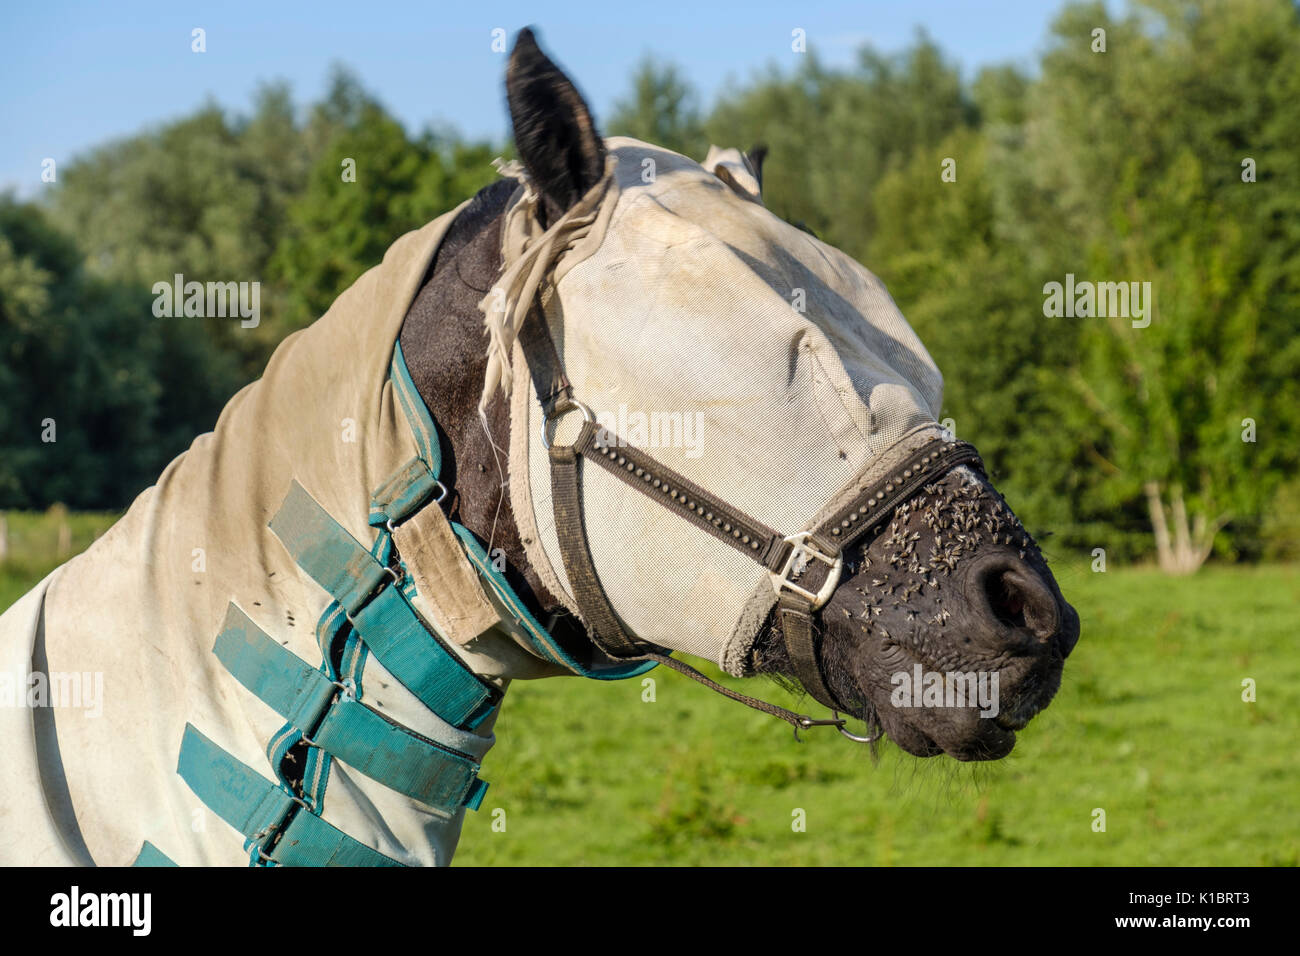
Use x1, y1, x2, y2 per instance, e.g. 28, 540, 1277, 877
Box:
0, 510, 120, 609
3, 513, 1296, 865
454, 560, 1300, 866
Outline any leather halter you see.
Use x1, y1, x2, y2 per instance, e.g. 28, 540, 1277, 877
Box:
518, 303, 984, 738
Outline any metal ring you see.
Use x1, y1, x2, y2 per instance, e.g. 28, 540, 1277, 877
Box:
333, 678, 356, 701
833, 711, 881, 744
540, 399, 594, 450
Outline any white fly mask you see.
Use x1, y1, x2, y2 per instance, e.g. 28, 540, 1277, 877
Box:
482, 137, 945, 676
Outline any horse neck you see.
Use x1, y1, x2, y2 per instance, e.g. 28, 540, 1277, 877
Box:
398, 181, 573, 629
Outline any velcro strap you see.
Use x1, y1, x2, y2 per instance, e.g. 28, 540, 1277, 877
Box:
214, 604, 488, 810
216, 606, 337, 729
389, 502, 499, 647
270, 481, 389, 617
177, 724, 404, 867
352, 584, 496, 729
269, 481, 497, 729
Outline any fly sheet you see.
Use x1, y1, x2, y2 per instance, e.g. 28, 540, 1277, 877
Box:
0, 203, 632, 867
487, 137, 945, 676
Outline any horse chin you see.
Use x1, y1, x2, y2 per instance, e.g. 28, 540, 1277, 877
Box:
864, 632, 1075, 760
880, 706, 1019, 761
856, 649, 1022, 761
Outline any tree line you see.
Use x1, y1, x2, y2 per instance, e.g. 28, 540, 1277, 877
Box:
1, 0, 1296, 571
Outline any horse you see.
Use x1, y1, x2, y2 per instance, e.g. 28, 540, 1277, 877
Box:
0, 28, 1079, 866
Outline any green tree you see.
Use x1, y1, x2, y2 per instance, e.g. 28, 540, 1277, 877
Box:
47, 84, 312, 375
705, 32, 975, 262
868, 128, 1114, 555
270, 68, 499, 330
1018, 0, 1300, 570
0, 197, 238, 508
608, 58, 709, 159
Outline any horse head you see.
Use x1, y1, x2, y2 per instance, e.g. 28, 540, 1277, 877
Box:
403, 28, 1080, 763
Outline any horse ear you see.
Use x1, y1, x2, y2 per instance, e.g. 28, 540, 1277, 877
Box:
744, 143, 768, 193
506, 27, 607, 225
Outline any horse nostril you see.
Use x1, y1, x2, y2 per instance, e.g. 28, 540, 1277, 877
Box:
976, 561, 1058, 644
984, 572, 1027, 630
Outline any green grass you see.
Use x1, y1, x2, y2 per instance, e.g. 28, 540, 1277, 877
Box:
0, 510, 120, 608
3, 520, 1295, 865
452, 560, 1300, 865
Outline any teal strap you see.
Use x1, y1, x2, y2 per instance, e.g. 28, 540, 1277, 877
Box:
215, 604, 488, 810
178, 724, 404, 867
351, 584, 495, 728
316, 595, 368, 688
132, 841, 177, 866
369, 456, 442, 527
270, 482, 389, 618
391, 342, 441, 473
452, 522, 658, 681
269, 481, 496, 729
315, 600, 350, 672
264, 723, 335, 817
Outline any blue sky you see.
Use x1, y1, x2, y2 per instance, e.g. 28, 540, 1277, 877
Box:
0, 1, 1073, 197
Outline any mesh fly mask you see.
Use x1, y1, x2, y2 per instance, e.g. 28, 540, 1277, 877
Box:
481, 137, 982, 736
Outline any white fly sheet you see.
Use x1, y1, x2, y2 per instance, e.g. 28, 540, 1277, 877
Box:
0, 207, 543, 866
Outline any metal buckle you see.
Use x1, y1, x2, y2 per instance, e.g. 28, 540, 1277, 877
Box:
774, 531, 843, 610
791, 714, 845, 742
249, 788, 312, 866
383, 480, 448, 538
540, 398, 594, 450
301, 678, 357, 748
253, 846, 278, 866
